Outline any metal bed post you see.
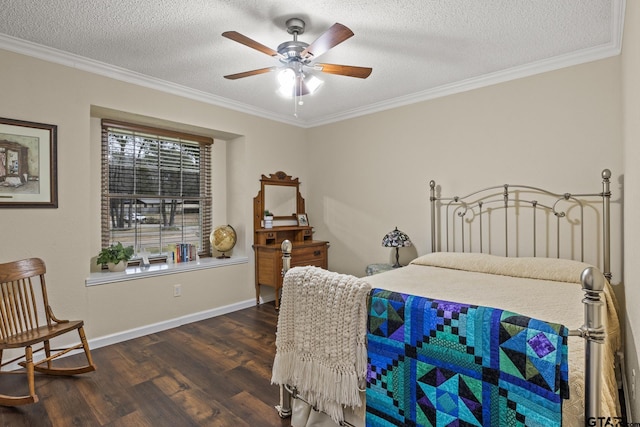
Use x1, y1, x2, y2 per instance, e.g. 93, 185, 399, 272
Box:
430, 180, 436, 252
602, 169, 612, 281
276, 240, 293, 419
572, 267, 606, 419
569, 169, 611, 419
503, 184, 509, 256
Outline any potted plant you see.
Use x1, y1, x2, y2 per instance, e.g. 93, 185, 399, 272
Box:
97, 242, 134, 272
263, 209, 274, 229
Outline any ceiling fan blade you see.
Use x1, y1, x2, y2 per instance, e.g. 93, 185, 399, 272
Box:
222, 31, 280, 57
224, 67, 277, 80
316, 63, 372, 79
301, 23, 354, 59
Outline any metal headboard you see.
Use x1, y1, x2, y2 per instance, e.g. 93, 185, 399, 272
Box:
429, 169, 612, 280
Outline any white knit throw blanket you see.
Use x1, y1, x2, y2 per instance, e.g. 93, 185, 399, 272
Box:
271, 266, 371, 425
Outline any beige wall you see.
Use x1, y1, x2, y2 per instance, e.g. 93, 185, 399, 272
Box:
623, 0, 640, 419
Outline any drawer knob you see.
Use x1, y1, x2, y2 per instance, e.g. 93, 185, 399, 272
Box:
314, 250, 321, 256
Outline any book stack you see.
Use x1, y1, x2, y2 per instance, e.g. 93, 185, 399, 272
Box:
169, 243, 197, 263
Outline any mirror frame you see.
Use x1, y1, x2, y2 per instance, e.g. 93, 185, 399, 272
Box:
253, 171, 306, 231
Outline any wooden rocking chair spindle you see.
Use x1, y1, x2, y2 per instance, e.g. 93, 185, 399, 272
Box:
0, 258, 96, 406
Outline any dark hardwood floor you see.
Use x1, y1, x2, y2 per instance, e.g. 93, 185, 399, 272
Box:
0, 303, 292, 427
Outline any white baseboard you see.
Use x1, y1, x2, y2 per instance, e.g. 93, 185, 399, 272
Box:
89, 298, 258, 350
3, 298, 261, 371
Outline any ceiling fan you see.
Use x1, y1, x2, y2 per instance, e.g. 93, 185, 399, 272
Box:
222, 18, 372, 97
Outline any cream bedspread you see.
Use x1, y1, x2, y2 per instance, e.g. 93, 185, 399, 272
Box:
290, 253, 621, 427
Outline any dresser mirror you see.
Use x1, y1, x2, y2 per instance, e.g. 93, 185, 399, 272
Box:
264, 185, 297, 219
254, 171, 305, 230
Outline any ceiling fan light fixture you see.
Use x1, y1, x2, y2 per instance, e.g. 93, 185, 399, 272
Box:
305, 75, 323, 94
277, 68, 323, 98
277, 85, 293, 98
277, 67, 296, 88
277, 67, 296, 98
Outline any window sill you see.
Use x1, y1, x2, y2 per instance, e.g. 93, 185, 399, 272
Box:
85, 256, 249, 287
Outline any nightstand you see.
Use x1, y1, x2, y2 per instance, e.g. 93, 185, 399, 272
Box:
366, 263, 394, 276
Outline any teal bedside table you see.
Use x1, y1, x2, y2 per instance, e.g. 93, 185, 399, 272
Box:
366, 263, 394, 276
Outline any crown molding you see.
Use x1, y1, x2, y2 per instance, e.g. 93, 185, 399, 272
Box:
0, 34, 302, 127
0, 0, 624, 129
305, 43, 623, 128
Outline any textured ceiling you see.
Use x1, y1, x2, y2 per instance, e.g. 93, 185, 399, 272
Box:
0, 1, 624, 127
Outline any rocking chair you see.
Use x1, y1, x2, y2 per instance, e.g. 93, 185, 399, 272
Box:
0, 258, 96, 405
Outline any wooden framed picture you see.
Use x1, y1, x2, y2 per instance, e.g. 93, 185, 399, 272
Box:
0, 117, 58, 208
297, 213, 309, 226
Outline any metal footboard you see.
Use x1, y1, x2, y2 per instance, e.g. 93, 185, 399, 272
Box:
276, 243, 609, 422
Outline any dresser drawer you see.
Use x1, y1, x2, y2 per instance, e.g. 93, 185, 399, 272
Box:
254, 239, 329, 311
291, 244, 328, 268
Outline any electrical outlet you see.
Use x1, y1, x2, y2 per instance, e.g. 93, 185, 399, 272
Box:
173, 284, 182, 297
632, 368, 637, 401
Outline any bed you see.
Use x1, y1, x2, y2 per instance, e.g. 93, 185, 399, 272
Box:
271, 169, 620, 426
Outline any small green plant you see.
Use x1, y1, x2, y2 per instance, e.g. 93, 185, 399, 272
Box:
96, 242, 134, 265
264, 209, 273, 217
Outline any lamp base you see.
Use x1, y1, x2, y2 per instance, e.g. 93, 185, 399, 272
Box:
392, 247, 402, 268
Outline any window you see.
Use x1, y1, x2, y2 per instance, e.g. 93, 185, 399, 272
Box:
101, 120, 213, 260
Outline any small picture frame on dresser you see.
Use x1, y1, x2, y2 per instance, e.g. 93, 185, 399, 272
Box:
297, 213, 309, 226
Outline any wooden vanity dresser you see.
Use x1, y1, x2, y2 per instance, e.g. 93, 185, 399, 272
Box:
253, 171, 329, 309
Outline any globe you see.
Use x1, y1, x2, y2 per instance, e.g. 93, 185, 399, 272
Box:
211, 225, 237, 258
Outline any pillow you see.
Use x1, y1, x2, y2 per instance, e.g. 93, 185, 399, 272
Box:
410, 252, 595, 284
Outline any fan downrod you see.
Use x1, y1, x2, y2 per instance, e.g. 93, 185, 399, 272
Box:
278, 18, 310, 63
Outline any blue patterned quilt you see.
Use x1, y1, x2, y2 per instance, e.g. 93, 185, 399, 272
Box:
366, 288, 569, 427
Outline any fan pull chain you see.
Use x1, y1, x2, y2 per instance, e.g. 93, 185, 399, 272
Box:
294, 70, 303, 118
298, 73, 304, 106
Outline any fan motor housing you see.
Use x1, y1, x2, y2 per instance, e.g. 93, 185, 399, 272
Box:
277, 40, 309, 64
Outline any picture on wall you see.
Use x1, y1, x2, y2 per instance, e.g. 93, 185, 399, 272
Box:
0, 117, 58, 208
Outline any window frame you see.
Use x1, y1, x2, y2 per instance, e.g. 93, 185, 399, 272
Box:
100, 119, 213, 259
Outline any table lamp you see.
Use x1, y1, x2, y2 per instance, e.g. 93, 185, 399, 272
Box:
382, 226, 412, 268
